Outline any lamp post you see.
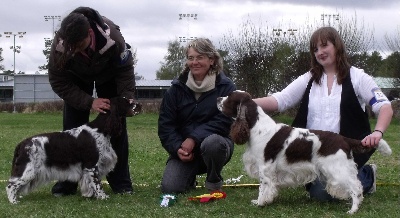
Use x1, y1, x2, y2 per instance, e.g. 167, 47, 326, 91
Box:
178, 13, 198, 44
178, 13, 198, 20
273, 28, 297, 38
4, 32, 26, 113
321, 14, 339, 26
178, 36, 197, 43
44, 15, 61, 38
4, 32, 26, 74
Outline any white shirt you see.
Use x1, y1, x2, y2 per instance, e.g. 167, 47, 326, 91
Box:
272, 67, 390, 133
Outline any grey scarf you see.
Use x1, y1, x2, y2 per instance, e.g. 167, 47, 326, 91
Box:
186, 71, 216, 99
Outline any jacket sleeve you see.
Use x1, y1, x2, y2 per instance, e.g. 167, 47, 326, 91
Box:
106, 17, 136, 99
48, 40, 94, 111
189, 79, 237, 145
158, 86, 184, 158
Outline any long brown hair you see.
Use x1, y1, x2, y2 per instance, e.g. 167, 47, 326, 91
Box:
309, 27, 351, 85
55, 12, 90, 69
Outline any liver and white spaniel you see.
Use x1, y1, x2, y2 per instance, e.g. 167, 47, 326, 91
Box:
217, 91, 392, 214
6, 97, 141, 204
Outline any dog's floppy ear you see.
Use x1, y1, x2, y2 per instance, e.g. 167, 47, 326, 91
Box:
230, 101, 250, 145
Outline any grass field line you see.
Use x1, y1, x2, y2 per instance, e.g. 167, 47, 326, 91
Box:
1, 179, 398, 187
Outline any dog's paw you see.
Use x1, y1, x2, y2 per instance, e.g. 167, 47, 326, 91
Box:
251, 199, 267, 207
96, 193, 109, 200
347, 209, 357, 215
9, 199, 19, 204
7, 194, 19, 204
347, 206, 359, 215
9, 196, 20, 204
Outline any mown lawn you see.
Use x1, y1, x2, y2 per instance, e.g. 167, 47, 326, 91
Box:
0, 112, 398, 218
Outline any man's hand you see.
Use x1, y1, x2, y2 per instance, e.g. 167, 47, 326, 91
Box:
92, 98, 110, 113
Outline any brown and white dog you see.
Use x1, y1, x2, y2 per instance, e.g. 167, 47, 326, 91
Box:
217, 90, 392, 214
6, 97, 141, 204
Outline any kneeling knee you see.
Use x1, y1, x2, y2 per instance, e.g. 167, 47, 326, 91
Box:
201, 135, 228, 153
161, 182, 187, 194
308, 185, 336, 202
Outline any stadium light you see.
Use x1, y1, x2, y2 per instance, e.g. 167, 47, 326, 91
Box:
273, 28, 297, 38
3, 32, 26, 74
321, 14, 340, 26
44, 15, 61, 38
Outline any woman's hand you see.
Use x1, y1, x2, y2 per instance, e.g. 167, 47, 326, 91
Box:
361, 131, 383, 147
177, 138, 196, 162
177, 148, 194, 162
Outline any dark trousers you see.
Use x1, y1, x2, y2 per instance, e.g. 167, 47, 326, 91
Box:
161, 134, 234, 194
307, 165, 375, 201
55, 79, 132, 193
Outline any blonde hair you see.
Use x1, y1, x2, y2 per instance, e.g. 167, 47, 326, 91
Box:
183, 38, 223, 75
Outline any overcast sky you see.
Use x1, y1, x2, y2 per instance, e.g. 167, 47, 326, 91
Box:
0, 0, 399, 80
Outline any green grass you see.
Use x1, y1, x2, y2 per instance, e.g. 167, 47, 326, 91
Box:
0, 113, 398, 218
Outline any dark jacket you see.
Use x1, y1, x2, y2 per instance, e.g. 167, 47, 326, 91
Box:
158, 72, 236, 158
48, 7, 135, 111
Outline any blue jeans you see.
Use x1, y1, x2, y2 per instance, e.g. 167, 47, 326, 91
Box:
161, 134, 234, 194
307, 165, 374, 201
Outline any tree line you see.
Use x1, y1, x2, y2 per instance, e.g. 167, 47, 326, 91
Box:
156, 15, 400, 98
0, 13, 399, 97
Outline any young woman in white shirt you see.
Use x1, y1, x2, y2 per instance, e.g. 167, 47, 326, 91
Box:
253, 26, 393, 201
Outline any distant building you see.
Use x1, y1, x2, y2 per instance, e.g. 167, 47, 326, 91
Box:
0, 74, 13, 102
135, 79, 172, 99
374, 77, 400, 100
373, 77, 400, 93
3, 74, 396, 103
0, 74, 172, 103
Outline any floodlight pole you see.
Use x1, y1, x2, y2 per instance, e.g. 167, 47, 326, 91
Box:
4, 32, 26, 74
3, 31, 26, 113
321, 14, 340, 26
178, 13, 198, 43
178, 36, 197, 43
44, 15, 61, 38
272, 28, 297, 39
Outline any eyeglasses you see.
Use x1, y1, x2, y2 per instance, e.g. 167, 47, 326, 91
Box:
187, 55, 208, 62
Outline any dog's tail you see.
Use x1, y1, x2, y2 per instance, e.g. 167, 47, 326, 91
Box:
375, 139, 392, 156
346, 138, 392, 156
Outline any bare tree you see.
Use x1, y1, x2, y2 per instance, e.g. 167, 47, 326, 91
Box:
219, 13, 377, 98
384, 26, 400, 52
336, 13, 375, 58
219, 19, 275, 97
219, 18, 311, 97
